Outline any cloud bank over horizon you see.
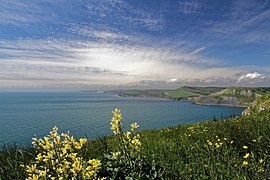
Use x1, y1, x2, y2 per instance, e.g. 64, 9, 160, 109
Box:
0, 0, 270, 90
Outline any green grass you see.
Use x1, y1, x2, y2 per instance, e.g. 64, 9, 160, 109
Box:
1, 94, 270, 179
164, 86, 225, 99
118, 89, 166, 98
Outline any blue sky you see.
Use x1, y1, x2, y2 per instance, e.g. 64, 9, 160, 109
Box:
0, 0, 270, 90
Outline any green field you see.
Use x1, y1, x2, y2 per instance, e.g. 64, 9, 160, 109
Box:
164, 86, 225, 99
1, 94, 270, 179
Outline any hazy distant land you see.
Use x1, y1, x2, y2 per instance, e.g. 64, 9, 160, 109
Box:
117, 86, 270, 107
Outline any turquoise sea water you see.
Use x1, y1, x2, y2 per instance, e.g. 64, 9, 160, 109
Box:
0, 91, 244, 145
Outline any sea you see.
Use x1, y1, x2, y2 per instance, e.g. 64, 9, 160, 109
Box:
0, 91, 244, 145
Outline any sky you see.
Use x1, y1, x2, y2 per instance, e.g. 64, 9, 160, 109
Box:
0, 0, 270, 90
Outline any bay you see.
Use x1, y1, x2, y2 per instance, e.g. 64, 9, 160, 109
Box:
0, 91, 244, 145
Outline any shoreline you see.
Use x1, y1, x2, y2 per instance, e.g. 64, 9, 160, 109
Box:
118, 93, 248, 108
193, 101, 248, 108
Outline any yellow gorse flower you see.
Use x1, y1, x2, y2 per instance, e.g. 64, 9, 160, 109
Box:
243, 161, 249, 166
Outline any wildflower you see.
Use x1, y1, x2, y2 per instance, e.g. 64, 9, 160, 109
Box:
79, 138, 87, 146
26, 174, 39, 180
224, 138, 227, 140
252, 139, 256, 142
230, 141, 234, 144
131, 122, 139, 131
111, 108, 122, 135
243, 146, 248, 149
258, 168, 264, 173
88, 159, 101, 170
26, 164, 37, 174
131, 138, 141, 147
208, 141, 213, 146
124, 131, 131, 140
243, 161, 249, 166
24, 127, 102, 179
72, 158, 82, 172
243, 153, 250, 159
112, 152, 121, 159
259, 159, 263, 163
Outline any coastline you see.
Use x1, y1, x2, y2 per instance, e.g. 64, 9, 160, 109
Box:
118, 93, 248, 108
193, 101, 248, 108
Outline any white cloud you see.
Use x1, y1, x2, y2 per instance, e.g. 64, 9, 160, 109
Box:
205, 2, 270, 44
190, 47, 205, 55
238, 72, 266, 82
178, 1, 200, 15
0, 37, 243, 89
167, 78, 178, 83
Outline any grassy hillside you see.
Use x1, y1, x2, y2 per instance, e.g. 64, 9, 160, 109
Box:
1, 94, 270, 179
117, 89, 166, 98
118, 87, 225, 99
164, 86, 225, 99
140, 94, 270, 178
195, 87, 269, 107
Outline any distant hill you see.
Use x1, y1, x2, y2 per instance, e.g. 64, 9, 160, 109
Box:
193, 87, 261, 107
117, 87, 270, 107
163, 86, 225, 99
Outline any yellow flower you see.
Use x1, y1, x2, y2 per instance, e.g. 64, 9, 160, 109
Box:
74, 142, 82, 150
88, 159, 101, 171
243, 146, 248, 149
215, 143, 221, 148
252, 139, 256, 142
259, 159, 263, 163
131, 138, 141, 146
26, 164, 37, 174
243, 153, 250, 158
111, 108, 122, 135
25, 126, 101, 179
230, 141, 234, 144
35, 153, 43, 161
26, 174, 39, 180
258, 168, 264, 173
130, 122, 139, 131
243, 161, 248, 166
124, 131, 131, 140
72, 158, 83, 172
79, 138, 87, 146
112, 151, 121, 159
